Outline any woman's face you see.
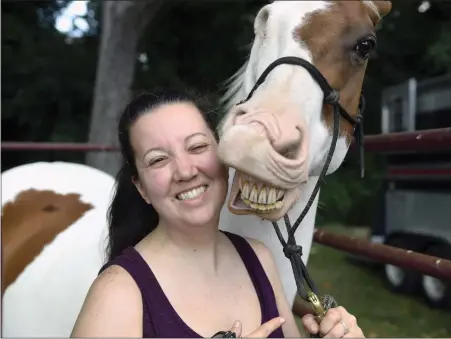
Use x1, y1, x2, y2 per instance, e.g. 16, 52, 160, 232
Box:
130, 101, 228, 229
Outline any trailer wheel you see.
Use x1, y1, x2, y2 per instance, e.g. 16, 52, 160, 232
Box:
384, 236, 422, 294
421, 244, 451, 310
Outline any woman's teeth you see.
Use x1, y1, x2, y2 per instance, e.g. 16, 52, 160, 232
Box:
177, 185, 207, 200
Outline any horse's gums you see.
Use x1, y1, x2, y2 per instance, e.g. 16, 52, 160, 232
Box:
1, 189, 93, 294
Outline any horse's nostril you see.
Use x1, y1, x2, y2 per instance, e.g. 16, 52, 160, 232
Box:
236, 109, 247, 116
232, 108, 249, 126
273, 128, 303, 160
277, 145, 299, 160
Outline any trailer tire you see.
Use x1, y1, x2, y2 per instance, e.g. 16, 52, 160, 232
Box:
384, 236, 422, 294
421, 243, 451, 310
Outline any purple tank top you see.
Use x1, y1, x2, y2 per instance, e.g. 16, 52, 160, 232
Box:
99, 231, 285, 338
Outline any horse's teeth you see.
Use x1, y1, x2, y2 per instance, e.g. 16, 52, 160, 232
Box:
239, 175, 285, 205
241, 181, 250, 199
249, 185, 258, 202
268, 188, 277, 204
242, 198, 283, 212
258, 187, 267, 204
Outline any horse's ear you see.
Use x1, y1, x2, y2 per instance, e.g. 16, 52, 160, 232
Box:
254, 5, 270, 39
373, 1, 392, 18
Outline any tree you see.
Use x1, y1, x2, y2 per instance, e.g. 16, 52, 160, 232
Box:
1, 0, 97, 171
85, 0, 166, 174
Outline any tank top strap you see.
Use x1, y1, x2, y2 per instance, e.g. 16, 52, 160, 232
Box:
99, 248, 161, 338
221, 231, 280, 325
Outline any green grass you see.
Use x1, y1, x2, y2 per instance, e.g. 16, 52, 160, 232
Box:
293, 224, 451, 338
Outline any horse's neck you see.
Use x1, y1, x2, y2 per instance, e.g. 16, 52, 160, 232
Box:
219, 168, 320, 304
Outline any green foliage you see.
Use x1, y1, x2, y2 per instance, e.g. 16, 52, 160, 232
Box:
133, 1, 261, 97
1, 1, 99, 170
426, 23, 451, 74
317, 154, 385, 227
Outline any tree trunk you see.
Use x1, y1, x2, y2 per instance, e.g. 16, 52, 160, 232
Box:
86, 0, 164, 174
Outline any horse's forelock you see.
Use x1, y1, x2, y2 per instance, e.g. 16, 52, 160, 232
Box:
362, 0, 382, 20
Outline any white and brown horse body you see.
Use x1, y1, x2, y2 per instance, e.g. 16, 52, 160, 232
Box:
218, 0, 391, 305
1, 162, 115, 337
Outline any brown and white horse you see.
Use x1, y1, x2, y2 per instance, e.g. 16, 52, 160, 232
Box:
218, 0, 392, 306
1, 1, 392, 337
1, 162, 115, 337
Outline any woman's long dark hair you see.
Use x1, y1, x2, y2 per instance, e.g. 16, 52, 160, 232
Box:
106, 88, 217, 261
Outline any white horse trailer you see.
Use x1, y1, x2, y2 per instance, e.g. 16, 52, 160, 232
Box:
371, 74, 451, 309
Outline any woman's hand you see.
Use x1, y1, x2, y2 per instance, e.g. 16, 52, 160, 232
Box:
219, 317, 285, 338
301, 306, 364, 338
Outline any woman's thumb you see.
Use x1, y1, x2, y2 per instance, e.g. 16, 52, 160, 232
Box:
230, 320, 242, 337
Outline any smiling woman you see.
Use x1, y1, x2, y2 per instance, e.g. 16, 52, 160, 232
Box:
70, 89, 291, 338
102, 89, 221, 261
126, 96, 228, 233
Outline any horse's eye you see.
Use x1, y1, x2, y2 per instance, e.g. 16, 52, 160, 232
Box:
353, 36, 377, 62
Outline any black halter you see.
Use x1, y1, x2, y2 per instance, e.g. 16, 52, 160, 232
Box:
237, 56, 366, 333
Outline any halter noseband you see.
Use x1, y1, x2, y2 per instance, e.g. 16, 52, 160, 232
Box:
230, 56, 366, 337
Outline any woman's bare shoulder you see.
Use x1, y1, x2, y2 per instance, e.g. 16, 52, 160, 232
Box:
244, 237, 276, 270
70, 264, 143, 338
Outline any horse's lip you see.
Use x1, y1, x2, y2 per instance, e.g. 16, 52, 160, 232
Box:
218, 127, 306, 190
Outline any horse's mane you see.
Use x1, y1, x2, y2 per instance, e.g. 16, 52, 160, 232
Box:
219, 0, 381, 111
220, 59, 250, 111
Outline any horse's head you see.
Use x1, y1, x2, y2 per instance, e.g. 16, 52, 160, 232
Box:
218, 1, 391, 221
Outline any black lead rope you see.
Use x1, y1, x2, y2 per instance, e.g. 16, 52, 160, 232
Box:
213, 56, 365, 338
271, 93, 341, 338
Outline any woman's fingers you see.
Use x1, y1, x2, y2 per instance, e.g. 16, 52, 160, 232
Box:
323, 321, 347, 338
217, 316, 286, 338
317, 306, 364, 338
301, 314, 319, 335
245, 316, 285, 338
318, 307, 342, 336
230, 320, 243, 338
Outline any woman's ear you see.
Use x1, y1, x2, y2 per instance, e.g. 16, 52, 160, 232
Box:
132, 176, 152, 204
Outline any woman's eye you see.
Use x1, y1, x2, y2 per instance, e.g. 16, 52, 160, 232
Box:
190, 144, 209, 153
149, 157, 166, 166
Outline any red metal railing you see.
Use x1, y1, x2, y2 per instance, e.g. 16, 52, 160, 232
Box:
292, 228, 451, 317
3, 128, 451, 152
313, 228, 451, 281
3, 127, 451, 317
1, 142, 119, 152
351, 127, 451, 153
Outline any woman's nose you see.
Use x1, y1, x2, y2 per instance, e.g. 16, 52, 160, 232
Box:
173, 155, 198, 182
